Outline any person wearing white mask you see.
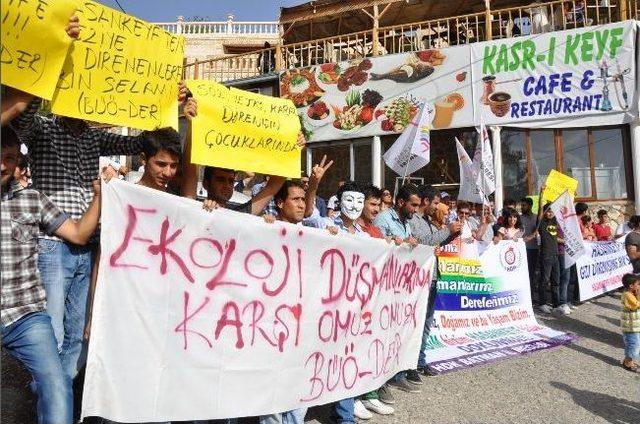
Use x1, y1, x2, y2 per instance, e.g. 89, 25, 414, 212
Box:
305, 181, 368, 236
303, 180, 370, 422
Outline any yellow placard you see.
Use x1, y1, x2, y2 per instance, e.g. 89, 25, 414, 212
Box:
527, 195, 539, 215
541, 169, 578, 204
187, 80, 302, 178
1, 0, 77, 99
50, 0, 184, 130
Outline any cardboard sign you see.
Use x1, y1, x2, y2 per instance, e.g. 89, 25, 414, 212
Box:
83, 180, 435, 422
1, 0, 76, 99
541, 169, 578, 204
50, 0, 185, 130
187, 80, 301, 178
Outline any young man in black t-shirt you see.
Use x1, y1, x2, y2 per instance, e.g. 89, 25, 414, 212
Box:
537, 204, 565, 314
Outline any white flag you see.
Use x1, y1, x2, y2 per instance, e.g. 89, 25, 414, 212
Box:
550, 190, 587, 268
456, 138, 485, 205
473, 120, 496, 197
383, 102, 430, 176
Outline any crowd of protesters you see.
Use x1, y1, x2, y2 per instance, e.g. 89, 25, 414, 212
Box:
2, 14, 640, 424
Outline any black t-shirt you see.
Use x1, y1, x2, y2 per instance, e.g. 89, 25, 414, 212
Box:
625, 231, 640, 273
227, 200, 252, 214
539, 217, 559, 258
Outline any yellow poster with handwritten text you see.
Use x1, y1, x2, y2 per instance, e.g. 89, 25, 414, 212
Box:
1, 0, 77, 99
187, 80, 301, 178
542, 169, 578, 204
50, 1, 184, 130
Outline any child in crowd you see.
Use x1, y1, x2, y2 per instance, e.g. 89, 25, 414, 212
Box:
621, 274, 640, 372
581, 215, 597, 241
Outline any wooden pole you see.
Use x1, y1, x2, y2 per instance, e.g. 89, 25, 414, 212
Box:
485, 0, 492, 41
275, 44, 283, 71
620, 0, 629, 21
372, 3, 380, 56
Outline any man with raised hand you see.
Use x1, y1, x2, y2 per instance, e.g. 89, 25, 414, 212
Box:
1, 126, 102, 423
10, 69, 190, 388
303, 154, 333, 220
181, 96, 305, 216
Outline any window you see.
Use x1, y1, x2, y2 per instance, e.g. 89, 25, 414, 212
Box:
501, 130, 527, 201
563, 130, 592, 198
529, 130, 556, 193
501, 126, 631, 202
592, 129, 628, 199
311, 144, 349, 200
353, 142, 372, 183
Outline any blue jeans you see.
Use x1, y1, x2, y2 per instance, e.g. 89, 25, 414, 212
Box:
331, 398, 355, 424
557, 254, 570, 306
623, 332, 640, 360
2, 312, 73, 424
538, 256, 560, 307
418, 281, 438, 368
259, 408, 307, 424
38, 239, 94, 380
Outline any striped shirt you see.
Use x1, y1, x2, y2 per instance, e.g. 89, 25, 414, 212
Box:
1, 180, 68, 326
11, 99, 144, 241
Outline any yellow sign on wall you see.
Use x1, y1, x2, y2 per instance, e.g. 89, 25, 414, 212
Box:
50, 0, 185, 130
1, 0, 77, 99
542, 169, 579, 204
187, 80, 302, 178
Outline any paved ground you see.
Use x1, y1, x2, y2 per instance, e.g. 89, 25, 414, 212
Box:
2, 293, 638, 424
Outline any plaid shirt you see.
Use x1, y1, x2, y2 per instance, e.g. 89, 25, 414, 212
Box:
1, 180, 68, 326
11, 99, 144, 241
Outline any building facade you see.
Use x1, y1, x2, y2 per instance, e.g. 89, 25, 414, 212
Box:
179, 0, 640, 228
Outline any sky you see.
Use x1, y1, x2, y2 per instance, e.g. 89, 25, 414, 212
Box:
100, 0, 303, 22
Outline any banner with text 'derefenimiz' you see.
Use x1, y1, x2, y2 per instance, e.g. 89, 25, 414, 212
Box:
83, 180, 436, 422
424, 239, 573, 375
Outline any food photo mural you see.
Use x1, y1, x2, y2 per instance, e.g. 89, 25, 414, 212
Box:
281, 45, 474, 142
281, 21, 636, 141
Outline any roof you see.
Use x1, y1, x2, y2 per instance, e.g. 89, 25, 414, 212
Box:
279, 0, 530, 44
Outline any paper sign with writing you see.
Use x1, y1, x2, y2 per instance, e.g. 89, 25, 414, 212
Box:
50, 0, 184, 130
541, 169, 578, 204
187, 80, 302, 178
1, 0, 76, 99
82, 180, 435, 422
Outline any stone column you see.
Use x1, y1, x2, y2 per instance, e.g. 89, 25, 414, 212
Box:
630, 119, 640, 213
490, 126, 503, 213
372, 136, 382, 188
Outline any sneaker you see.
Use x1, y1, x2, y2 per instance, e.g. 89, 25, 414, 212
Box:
559, 304, 571, 315
377, 384, 396, 404
569, 303, 579, 310
388, 376, 421, 393
406, 369, 423, 385
354, 400, 373, 420
538, 304, 553, 314
362, 399, 395, 415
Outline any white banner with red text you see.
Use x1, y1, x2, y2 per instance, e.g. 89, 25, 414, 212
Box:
82, 180, 436, 422
424, 239, 573, 375
575, 239, 632, 302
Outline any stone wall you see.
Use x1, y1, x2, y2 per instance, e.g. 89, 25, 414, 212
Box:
584, 200, 636, 231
